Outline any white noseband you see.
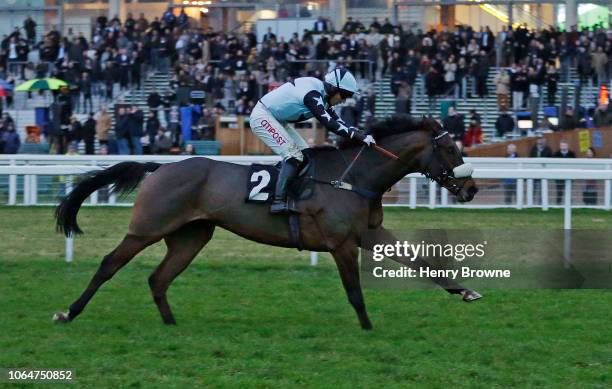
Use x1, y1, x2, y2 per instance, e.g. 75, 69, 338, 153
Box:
453, 163, 473, 178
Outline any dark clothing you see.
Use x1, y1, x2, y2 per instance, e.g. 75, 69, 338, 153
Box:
553, 150, 576, 158
529, 145, 553, 158
82, 118, 96, 154
2, 130, 20, 153
495, 114, 515, 137
115, 114, 130, 139
302, 90, 358, 139
442, 114, 465, 140
128, 110, 144, 138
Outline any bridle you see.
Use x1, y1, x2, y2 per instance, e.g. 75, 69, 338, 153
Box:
372, 131, 473, 196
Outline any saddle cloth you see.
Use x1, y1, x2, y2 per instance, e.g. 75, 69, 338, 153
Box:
245, 155, 315, 204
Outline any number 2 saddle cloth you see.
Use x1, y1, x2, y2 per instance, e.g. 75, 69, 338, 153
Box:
245, 151, 316, 204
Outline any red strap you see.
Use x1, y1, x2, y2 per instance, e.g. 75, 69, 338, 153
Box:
373, 144, 400, 161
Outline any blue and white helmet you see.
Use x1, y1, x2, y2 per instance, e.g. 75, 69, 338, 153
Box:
324, 68, 359, 98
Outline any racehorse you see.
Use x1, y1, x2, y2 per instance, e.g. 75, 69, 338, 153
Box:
53, 115, 480, 330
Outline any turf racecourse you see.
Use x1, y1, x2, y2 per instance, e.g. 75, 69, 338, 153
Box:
1, 207, 611, 388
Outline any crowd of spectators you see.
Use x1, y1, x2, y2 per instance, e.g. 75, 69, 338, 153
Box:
0, 9, 611, 155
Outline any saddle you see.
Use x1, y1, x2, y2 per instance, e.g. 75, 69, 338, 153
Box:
245, 150, 318, 251
245, 150, 316, 205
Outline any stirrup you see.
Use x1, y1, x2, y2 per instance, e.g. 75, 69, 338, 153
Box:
270, 199, 298, 214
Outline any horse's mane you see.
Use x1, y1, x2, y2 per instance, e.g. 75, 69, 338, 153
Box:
336, 114, 425, 149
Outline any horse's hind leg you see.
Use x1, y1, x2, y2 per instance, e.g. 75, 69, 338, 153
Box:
53, 234, 158, 323
148, 220, 215, 325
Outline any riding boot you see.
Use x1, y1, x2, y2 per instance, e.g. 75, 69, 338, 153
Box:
270, 158, 300, 214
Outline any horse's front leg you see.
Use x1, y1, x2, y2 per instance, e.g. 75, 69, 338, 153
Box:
360, 226, 482, 302
331, 240, 373, 330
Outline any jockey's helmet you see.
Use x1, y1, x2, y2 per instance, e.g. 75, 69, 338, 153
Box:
324, 68, 359, 99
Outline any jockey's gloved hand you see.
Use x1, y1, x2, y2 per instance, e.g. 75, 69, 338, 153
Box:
351, 128, 376, 147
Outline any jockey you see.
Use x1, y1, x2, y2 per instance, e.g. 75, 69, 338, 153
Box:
250, 68, 376, 214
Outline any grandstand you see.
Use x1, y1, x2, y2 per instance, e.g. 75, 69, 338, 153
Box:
0, 0, 610, 157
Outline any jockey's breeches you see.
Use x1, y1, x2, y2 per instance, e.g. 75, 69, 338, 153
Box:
249, 101, 308, 162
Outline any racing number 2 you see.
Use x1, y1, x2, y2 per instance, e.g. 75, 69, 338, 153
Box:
249, 170, 271, 201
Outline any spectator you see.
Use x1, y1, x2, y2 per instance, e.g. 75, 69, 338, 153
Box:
95, 106, 111, 146
168, 105, 180, 146
115, 107, 130, 155
68, 116, 82, 146
313, 17, 328, 33
442, 107, 465, 141
553, 140, 576, 204
182, 143, 196, 155
593, 103, 612, 127
510, 64, 528, 110
262, 27, 276, 42
503, 144, 519, 204
495, 108, 515, 137
475, 51, 489, 98
154, 128, 172, 154
128, 105, 144, 155
469, 109, 482, 125
1, 123, 20, 153
494, 69, 510, 110
79, 72, 93, 114
147, 91, 162, 117
559, 108, 581, 131
591, 46, 608, 85
82, 112, 96, 155
463, 117, 483, 147
24, 16, 37, 44
529, 137, 553, 158
145, 110, 160, 152
544, 63, 559, 106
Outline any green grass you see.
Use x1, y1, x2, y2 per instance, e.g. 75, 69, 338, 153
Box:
0, 207, 611, 388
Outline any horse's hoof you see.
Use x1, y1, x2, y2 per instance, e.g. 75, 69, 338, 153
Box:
53, 311, 71, 323
462, 290, 482, 302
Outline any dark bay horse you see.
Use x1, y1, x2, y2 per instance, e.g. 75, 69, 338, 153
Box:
53, 115, 480, 330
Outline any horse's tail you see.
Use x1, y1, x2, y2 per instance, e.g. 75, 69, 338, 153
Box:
55, 161, 162, 236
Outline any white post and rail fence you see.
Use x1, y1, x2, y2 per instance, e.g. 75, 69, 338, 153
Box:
0, 156, 611, 262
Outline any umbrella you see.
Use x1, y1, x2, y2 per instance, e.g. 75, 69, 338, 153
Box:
15, 78, 68, 92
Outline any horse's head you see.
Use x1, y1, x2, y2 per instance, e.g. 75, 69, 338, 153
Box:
415, 117, 478, 202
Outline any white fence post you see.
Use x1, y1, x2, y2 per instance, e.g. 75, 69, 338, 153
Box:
409, 177, 417, 209
65, 236, 74, 263
65, 175, 73, 197
90, 161, 98, 205
441, 187, 448, 206
526, 179, 534, 207
605, 180, 611, 211
30, 175, 37, 205
428, 181, 436, 209
23, 174, 30, 205
516, 179, 524, 210
310, 251, 318, 266
541, 179, 549, 211
564, 179, 572, 230
8, 159, 16, 205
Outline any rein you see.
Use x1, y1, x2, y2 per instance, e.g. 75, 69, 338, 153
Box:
308, 131, 467, 199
